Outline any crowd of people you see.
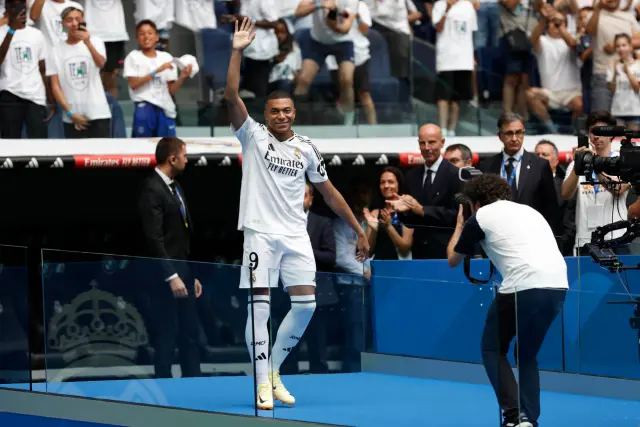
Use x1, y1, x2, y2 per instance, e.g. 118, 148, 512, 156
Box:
1, 0, 640, 137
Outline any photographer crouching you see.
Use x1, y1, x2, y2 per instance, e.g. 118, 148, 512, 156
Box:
447, 174, 568, 427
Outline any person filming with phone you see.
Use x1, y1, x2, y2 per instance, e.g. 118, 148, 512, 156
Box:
46, 6, 111, 138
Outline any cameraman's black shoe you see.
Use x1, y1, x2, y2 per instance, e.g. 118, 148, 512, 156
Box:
502, 413, 533, 427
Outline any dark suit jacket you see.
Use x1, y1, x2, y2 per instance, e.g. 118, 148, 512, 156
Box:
138, 170, 193, 281
480, 150, 560, 232
307, 211, 338, 306
403, 158, 462, 259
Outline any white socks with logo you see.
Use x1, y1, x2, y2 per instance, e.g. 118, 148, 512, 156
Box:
270, 295, 316, 373
245, 295, 271, 385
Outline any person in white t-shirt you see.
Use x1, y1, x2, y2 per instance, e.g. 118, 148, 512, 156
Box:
220, 0, 281, 98
174, 0, 216, 33
527, 5, 582, 133
607, 33, 640, 130
561, 111, 631, 254
448, 174, 567, 427
77, 0, 129, 98
326, 0, 376, 124
46, 6, 111, 138
124, 20, 191, 138
293, 0, 358, 125
134, 0, 174, 49
268, 19, 302, 93
225, 18, 369, 410
28, 0, 83, 47
0, 0, 52, 138
432, 0, 477, 137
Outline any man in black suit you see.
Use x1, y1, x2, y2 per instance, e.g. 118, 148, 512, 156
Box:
138, 136, 202, 379
479, 113, 560, 232
388, 124, 462, 259
279, 182, 336, 374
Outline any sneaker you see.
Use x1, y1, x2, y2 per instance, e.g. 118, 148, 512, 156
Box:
256, 383, 273, 410
502, 413, 533, 427
269, 370, 295, 405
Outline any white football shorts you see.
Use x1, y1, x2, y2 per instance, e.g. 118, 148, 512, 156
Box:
239, 229, 316, 290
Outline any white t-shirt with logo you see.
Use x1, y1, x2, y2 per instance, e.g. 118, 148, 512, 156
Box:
79, 0, 129, 43
607, 60, 640, 117
565, 154, 629, 253
123, 50, 178, 118
432, 0, 477, 72
326, 1, 372, 69
311, 0, 358, 45
240, 0, 279, 61
46, 37, 111, 122
134, 0, 175, 31
269, 43, 301, 83
27, 0, 84, 47
535, 35, 581, 92
0, 26, 47, 106
174, 0, 216, 32
454, 200, 568, 294
232, 116, 328, 236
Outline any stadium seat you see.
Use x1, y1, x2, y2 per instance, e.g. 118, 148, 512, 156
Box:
366, 28, 400, 105
201, 28, 234, 91
105, 92, 127, 138
476, 46, 504, 102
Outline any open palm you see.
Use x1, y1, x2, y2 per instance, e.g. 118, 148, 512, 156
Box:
233, 17, 256, 50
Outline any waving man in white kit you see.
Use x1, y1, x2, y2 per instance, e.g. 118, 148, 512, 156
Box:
225, 17, 370, 411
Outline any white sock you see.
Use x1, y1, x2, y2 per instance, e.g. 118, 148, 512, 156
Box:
270, 295, 316, 373
245, 295, 271, 384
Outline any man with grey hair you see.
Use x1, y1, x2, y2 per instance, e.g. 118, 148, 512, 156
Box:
444, 143, 473, 168
479, 112, 560, 231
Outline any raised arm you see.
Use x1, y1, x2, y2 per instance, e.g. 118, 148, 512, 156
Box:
224, 17, 256, 131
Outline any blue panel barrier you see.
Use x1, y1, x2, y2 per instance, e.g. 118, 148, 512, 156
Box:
371, 256, 640, 380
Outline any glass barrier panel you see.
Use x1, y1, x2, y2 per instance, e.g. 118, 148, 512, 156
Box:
0, 244, 30, 391
514, 286, 567, 427
40, 249, 261, 417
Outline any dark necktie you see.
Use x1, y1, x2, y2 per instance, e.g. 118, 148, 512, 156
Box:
170, 182, 189, 228
504, 157, 518, 196
423, 169, 433, 200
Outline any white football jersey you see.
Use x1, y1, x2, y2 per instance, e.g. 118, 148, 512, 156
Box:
233, 116, 328, 236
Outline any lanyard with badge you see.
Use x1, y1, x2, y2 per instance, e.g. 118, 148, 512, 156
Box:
586, 151, 613, 229
500, 155, 522, 187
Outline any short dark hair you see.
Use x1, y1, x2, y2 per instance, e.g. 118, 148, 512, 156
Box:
536, 139, 558, 156
585, 111, 616, 130
497, 112, 525, 130
155, 137, 185, 165
614, 32, 632, 45
136, 19, 158, 33
267, 90, 293, 103
445, 143, 472, 162
463, 174, 513, 207
61, 6, 82, 20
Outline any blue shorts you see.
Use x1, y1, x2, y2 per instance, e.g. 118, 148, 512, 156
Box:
132, 102, 176, 138
499, 37, 534, 76
300, 36, 354, 66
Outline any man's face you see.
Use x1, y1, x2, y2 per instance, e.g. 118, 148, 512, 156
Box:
535, 143, 558, 172
418, 127, 444, 166
589, 121, 613, 152
303, 184, 313, 212
264, 98, 295, 135
498, 120, 525, 156
444, 148, 471, 168
171, 144, 188, 175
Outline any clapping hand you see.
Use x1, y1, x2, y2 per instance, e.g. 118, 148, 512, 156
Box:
232, 17, 257, 51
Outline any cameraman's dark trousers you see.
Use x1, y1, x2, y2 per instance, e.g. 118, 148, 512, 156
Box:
481, 288, 566, 426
